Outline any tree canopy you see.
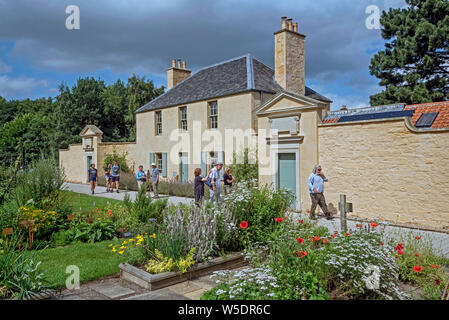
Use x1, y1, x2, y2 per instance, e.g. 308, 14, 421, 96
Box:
369, 0, 449, 106
0, 75, 164, 167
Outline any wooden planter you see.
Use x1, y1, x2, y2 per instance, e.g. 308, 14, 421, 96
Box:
119, 252, 247, 291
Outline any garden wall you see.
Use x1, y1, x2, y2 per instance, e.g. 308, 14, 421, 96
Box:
318, 118, 449, 230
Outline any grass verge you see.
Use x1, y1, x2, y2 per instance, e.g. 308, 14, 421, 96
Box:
36, 240, 126, 289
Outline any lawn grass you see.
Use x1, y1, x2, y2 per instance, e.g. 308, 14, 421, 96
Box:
36, 240, 127, 289
61, 190, 123, 212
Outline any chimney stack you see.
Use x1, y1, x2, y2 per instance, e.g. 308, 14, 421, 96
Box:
167, 59, 191, 90
274, 16, 306, 95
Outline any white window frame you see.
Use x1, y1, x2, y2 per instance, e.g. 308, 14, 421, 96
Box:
208, 101, 218, 129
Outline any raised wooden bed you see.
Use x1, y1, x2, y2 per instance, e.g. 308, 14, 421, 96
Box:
119, 252, 247, 291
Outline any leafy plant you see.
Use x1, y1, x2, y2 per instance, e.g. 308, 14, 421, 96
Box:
0, 235, 47, 299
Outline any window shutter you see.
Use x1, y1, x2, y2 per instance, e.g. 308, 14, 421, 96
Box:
201, 152, 207, 176
149, 153, 154, 169
162, 153, 167, 177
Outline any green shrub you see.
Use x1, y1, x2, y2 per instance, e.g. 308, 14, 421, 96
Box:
102, 150, 130, 173
230, 147, 258, 184
11, 157, 65, 208
67, 219, 116, 243
123, 187, 167, 224
224, 181, 293, 245
0, 235, 47, 299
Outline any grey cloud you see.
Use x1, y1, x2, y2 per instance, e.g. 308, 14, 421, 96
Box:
0, 0, 405, 97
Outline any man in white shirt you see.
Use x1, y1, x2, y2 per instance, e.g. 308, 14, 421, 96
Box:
209, 163, 223, 206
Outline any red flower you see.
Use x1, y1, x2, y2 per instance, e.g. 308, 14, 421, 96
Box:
415, 237, 421, 240
432, 265, 439, 269
395, 243, 404, 251
356, 224, 362, 228
415, 254, 419, 257
297, 238, 304, 244
311, 236, 321, 242
380, 243, 384, 246
284, 216, 288, 219
306, 210, 310, 214
240, 221, 248, 229
345, 233, 351, 237
370, 222, 378, 228
397, 250, 404, 255
275, 217, 283, 223
413, 265, 423, 273
322, 239, 328, 244
299, 220, 304, 224
295, 250, 308, 258
435, 279, 441, 286
108, 209, 112, 217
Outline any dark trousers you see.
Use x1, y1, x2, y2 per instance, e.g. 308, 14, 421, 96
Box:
310, 193, 331, 217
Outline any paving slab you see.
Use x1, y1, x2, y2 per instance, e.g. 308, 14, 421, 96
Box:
165, 282, 202, 295
121, 288, 190, 300
183, 289, 206, 300
90, 282, 135, 299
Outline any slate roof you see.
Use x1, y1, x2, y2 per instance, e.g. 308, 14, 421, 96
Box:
322, 101, 449, 129
136, 54, 331, 113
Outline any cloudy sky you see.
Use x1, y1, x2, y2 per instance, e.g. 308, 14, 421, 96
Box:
0, 0, 406, 109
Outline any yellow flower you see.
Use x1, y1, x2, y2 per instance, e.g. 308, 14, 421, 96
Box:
111, 248, 117, 252
151, 233, 156, 238
119, 250, 125, 254
129, 239, 134, 242
108, 244, 113, 247
120, 246, 126, 250
122, 241, 127, 245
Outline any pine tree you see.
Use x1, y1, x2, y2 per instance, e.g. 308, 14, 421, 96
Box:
369, 0, 449, 106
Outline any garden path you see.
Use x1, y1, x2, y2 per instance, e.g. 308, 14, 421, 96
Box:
63, 182, 194, 206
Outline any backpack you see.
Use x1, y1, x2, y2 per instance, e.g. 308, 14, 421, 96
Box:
205, 171, 214, 188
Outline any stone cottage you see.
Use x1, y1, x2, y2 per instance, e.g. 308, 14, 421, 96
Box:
59, 17, 449, 230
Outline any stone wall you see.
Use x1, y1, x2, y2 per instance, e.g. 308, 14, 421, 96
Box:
318, 119, 449, 230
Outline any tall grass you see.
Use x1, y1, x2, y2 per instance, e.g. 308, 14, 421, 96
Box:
12, 157, 65, 208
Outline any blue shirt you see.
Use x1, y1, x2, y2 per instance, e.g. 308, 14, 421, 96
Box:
151, 168, 159, 182
136, 170, 146, 181
209, 167, 221, 188
308, 173, 328, 194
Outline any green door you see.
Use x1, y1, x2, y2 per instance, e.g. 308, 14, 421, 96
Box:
278, 153, 296, 207
180, 153, 189, 183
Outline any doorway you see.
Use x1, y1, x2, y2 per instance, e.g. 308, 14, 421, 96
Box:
277, 153, 297, 208
179, 153, 189, 183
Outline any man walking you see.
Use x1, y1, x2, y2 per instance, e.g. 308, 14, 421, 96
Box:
209, 162, 223, 207
111, 160, 121, 193
151, 162, 159, 199
308, 164, 333, 220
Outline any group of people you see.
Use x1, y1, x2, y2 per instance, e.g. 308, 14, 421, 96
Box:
88, 158, 332, 221
87, 160, 121, 195
193, 163, 234, 207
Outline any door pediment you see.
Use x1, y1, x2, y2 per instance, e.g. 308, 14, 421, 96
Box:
256, 91, 323, 117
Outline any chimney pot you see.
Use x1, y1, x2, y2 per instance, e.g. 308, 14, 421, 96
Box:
171, 59, 176, 68
293, 22, 298, 33
287, 18, 293, 31
341, 105, 348, 111
182, 61, 186, 69
177, 59, 182, 69
281, 16, 287, 29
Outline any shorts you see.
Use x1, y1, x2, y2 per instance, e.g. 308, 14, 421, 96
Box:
111, 176, 120, 182
89, 178, 97, 182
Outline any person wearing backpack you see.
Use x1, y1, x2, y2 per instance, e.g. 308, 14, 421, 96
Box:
208, 163, 223, 206
136, 165, 147, 191
150, 162, 160, 199
111, 160, 121, 193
